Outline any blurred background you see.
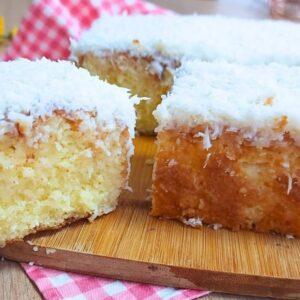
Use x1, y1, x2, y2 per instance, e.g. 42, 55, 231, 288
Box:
0, 0, 270, 31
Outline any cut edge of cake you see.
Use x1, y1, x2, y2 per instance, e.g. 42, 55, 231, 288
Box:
0, 59, 138, 247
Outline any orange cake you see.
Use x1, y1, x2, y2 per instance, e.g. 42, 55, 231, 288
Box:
71, 15, 300, 134
152, 61, 300, 237
0, 59, 137, 247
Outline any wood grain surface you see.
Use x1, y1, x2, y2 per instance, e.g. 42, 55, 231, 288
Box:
1, 136, 300, 299
0, 260, 41, 300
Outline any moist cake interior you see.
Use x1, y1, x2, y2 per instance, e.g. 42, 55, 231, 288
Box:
0, 59, 136, 247
0, 111, 130, 246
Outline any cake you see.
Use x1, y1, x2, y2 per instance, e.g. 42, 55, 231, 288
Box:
152, 60, 300, 237
0, 59, 137, 247
71, 15, 300, 134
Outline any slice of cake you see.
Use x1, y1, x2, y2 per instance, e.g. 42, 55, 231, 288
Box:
152, 61, 300, 237
71, 15, 300, 134
0, 58, 137, 247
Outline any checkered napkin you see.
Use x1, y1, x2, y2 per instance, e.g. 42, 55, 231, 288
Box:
22, 263, 209, 300
2, 0, 169, 61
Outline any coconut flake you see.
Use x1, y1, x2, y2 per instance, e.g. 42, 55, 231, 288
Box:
193, 127, 211, 150
203, 127, 212, 150
211, 124, 223, 139
203, 153, 211, 168
168, 159, 177, 167
286, 234, 295, 239
183, 218, 203, 227
287, 174, 293, 195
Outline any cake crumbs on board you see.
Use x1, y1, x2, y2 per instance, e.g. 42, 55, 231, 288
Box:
46, 248, 57, 255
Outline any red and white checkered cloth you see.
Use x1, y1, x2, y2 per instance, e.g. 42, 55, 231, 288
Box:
2, 0, 169, 61
22, 263, 209, 300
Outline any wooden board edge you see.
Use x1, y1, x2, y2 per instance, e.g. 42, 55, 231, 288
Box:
1, 242, 300, 299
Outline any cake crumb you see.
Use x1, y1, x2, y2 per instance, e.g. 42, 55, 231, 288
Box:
212, 223, 222, 230
46, 248, 57, 255
183, 217, 203, 227
125, 185, 133, 192
286, 234, 295, 239
145, 158, 154, 165
264, 96, 273, 106
32, 246, 39, 252
26, 240, 34, 246
88, 208, 99, 222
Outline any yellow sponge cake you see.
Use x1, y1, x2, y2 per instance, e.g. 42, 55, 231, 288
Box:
0, 59, 137, 247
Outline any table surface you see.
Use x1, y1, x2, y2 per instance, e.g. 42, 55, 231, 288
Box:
0, 1, 278, 299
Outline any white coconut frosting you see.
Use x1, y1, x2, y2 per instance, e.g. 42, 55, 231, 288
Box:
0, 58, 137, 138
71, 15, 300, 66
154, 61, 300, 146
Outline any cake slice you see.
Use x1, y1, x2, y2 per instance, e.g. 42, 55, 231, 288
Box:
152, 61, 300, 237
71, 15, 300, 134
0, 59, 137, 247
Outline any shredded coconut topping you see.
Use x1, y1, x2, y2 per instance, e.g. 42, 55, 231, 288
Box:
71, 15, 300, 66
0, 59, 137, 139
155, 61, 300, 145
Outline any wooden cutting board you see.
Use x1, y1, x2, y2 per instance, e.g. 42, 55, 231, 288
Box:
1, 136, 300, 299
